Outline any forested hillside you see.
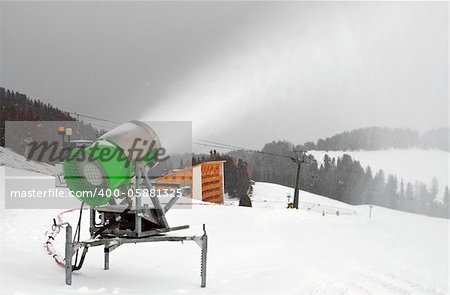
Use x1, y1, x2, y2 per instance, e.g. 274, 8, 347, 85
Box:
301, 127, 449, 151
0, 87, 98, 150
229, 141, 449, 219
2, 87, 447, 218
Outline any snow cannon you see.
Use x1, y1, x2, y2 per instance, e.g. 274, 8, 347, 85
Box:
63, 120, 161, 206
59, 120, 207, 288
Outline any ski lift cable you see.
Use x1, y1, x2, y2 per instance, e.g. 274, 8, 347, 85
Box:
193, 141, 294, 160
68, 112, 122, 125
194, 138, 254, 150
64, 111, 121, 130
82, 121, 116, 130
193, 139, 303, 160
62, 112, 298, 161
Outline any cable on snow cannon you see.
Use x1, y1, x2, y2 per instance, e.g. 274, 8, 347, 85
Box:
58, 120, 208, 288
44, 208, 79, 267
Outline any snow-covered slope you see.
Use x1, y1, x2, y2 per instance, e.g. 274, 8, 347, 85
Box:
0, 147, 59, 176
0, 172, 448, 294
309, 149, 449, 196
251, 182, 357, 215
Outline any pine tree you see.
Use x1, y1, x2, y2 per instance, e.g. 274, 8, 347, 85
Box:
443, 186, 449, 218
362, 166, 374, 204
398, 179, 405, 209
385, 175, 398, 209
405, 182, 414, 213
372, 170, 385, 206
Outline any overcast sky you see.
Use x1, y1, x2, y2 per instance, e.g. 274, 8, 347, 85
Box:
1, 2, 448, 151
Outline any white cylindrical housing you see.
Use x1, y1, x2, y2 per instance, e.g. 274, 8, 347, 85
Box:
99, 120, 161, 161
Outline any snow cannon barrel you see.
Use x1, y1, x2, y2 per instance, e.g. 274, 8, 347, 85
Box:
63, 121, 161, 207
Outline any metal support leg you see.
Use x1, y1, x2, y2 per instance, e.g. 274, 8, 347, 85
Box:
135, 163, 142, 236
89, 207, 95, 237
65, 225, 73, 285
104, 248, 109, 270
201, 225, 208, 288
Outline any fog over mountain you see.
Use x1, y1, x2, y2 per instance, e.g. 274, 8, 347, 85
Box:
1, 2, 448, 149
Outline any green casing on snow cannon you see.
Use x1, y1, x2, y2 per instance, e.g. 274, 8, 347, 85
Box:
63, 121, 161, 207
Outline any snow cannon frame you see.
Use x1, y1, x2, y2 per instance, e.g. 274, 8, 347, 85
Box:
62, 121, 208, 288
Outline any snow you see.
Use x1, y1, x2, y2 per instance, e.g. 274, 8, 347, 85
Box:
0, 148, 448, 294
251, 182, 356, 214
1, 161, 449, 294
309, 149, 449, 197
0, 147, 60, 176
